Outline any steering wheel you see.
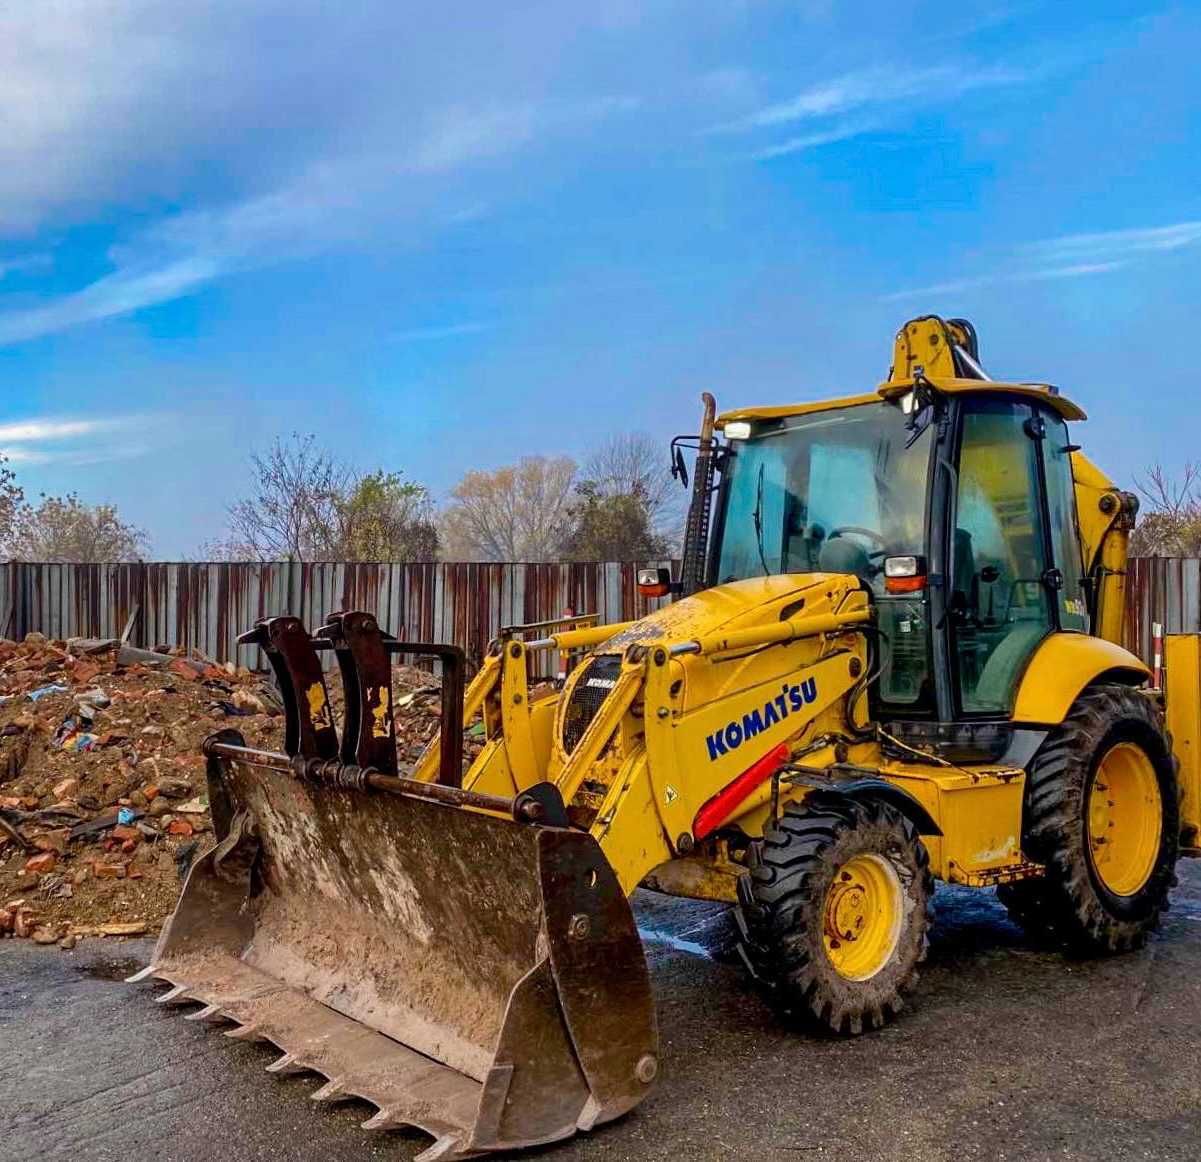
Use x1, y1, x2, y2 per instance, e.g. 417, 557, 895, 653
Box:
826, 526, 888, 559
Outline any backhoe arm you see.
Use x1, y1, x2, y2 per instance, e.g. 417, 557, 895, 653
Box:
1071, 451, 1139, 645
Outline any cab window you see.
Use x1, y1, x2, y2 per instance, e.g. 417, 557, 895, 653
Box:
952, 399, 1053, 714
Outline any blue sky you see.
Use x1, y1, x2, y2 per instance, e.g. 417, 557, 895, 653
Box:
0, 1, 1197, 556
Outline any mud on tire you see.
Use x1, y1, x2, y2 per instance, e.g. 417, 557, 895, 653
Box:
736, 797, 933, 1036
998, 683, 1180, 953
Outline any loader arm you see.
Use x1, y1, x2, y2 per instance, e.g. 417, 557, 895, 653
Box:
434, 579, 875, 896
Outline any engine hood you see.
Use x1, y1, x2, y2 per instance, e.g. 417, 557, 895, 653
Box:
599, 573, 861, 654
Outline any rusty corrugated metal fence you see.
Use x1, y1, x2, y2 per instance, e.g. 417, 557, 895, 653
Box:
0, 560, 677, 677
1124, 557, 1201, 663
0, 556, 1190, 675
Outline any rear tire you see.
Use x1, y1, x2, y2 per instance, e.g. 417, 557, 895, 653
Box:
737, 797, 932, 1036
1000, 684, 1179, 952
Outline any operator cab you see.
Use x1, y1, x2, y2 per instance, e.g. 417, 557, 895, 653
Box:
707, 361, 1089, 735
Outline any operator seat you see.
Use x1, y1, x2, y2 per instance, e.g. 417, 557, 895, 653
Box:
817, 536, 873, 587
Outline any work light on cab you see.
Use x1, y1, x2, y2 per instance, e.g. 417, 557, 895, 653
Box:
884, 555, 927, 593
637, 567, 675, 598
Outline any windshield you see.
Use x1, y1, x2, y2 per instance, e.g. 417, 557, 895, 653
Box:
715, 401, 932, 594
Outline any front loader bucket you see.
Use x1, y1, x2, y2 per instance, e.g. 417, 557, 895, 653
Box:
129, 613, 657, 1160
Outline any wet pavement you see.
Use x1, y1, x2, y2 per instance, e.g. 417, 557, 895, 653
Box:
3, 867, 1201, 1162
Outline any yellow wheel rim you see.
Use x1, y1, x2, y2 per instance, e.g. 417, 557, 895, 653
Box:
822, 853, 904, 981
1088, 742, 1162, 897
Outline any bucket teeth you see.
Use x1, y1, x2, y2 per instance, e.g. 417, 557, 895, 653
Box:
414, 1135, 477, 1162
309, 1079, 347, 1103
266, 1052, 305, 1076
131, 954, 484, 1154
125, 964, 159, 984
184, 1004, 226, 1023
155, 983, 193, 1005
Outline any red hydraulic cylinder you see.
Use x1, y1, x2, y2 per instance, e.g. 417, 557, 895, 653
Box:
692, 742, 791, 840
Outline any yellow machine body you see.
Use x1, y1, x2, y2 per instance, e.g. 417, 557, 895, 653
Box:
404, 316, 1198, 905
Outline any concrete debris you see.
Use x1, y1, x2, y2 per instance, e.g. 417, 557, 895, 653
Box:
0, 637, 463, 947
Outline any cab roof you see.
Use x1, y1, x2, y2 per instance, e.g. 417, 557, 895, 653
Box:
715, 377, 1086, 429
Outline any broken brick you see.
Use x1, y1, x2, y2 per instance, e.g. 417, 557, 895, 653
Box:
52, 778, 78, 800
71, 661, 102, 684
167, 658, 201, 682
166, 819, 194, 837
24, 852, 56, 874
32, 829, 68, 854
100, 921, 147, 937
92, 862, 125, 879
13, 907, 37, 938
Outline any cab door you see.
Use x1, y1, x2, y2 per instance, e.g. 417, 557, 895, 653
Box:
949, 398, 1079, 715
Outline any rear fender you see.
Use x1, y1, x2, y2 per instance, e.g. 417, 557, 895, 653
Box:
1012, 633, 1148, 726
798, 780, 942, 837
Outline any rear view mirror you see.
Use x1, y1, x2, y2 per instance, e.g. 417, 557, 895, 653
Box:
671, 445, 689, 489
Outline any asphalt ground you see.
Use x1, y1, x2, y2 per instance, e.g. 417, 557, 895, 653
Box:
3, 866, 1201, 1162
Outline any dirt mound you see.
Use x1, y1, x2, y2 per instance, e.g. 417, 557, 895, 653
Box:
0, 635, 454, 948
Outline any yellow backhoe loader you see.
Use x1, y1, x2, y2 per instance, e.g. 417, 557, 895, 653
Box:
132, 316, 1201, 1158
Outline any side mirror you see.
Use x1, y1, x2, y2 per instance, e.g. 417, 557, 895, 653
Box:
671, 445, 690, 488
637, 567, 680, 598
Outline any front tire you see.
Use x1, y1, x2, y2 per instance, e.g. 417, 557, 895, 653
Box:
737, 798, 932, 1035
999, 684, 1179, 952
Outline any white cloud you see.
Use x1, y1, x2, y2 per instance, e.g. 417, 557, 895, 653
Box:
885, 218, 1201, 302
882, 261, 1126, 302
2, 444, 152, 467
0, 258, 219, 345
717, 63, 1032, 135
1026, 221, 1201, 264
0, 3, 650, 233
750, 120, 880, 160
410, 105, 539, 174
389, 322, 492, 344
0, 89, 639, 347
0, 413, 160, 465
0, 418, 117, 443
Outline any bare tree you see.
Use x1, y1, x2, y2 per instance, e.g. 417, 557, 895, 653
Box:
583, 434, 673, 517
0, 455, 24, 544
1130, 463, 1201, 557
210, 435, 438, 561
441, 456, 577, 561
583, 432, 683, 550
5, 494, 146, 562
215, 434, 349, 560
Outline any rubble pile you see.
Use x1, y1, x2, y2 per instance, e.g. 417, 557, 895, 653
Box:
0, 635, 453, 948
390, 667, 488, 765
